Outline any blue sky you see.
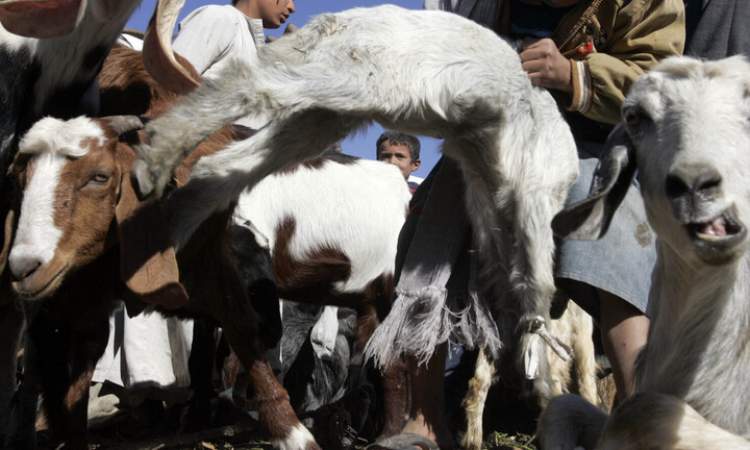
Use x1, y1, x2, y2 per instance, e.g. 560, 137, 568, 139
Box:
127, 0, 440, 178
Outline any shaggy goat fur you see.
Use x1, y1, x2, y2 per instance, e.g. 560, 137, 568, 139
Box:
135, 4, 579, 386
539, 56, 750, 449
462, 302, 598, 450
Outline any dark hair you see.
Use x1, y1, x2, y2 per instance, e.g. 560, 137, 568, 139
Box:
376, 131, 421, 161
232, 0, 239, 5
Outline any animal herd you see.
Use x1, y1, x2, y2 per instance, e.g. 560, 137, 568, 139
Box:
1, 1, 749, 449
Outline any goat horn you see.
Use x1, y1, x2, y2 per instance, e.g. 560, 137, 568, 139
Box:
104, 115, 144, 135
143, 0, 200, 96
0, 0, 85, 38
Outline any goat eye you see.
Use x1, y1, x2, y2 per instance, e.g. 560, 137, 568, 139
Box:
624, 109, 642, 129
88, 173, 110, 185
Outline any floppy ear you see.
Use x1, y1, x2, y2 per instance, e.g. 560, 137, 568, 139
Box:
552, 125, 638, 240
0, 0, 85, 38
0, 207, 16, 278
114, 143, 188, 309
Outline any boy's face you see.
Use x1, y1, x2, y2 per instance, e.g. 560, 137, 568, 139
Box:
258, 0, 295, 29
378, 142, 420, 180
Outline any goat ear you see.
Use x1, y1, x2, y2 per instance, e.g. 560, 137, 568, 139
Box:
143, 0, 200, 96
0, 207, 16, 277
0, 0, 85, 38
552, 125, 637, 240
115, 145, 188, 309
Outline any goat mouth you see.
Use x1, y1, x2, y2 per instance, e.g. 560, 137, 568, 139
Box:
12, 264, 69, 301
686, 206, 747, 261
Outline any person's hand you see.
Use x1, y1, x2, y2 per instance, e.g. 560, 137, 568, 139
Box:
520, 38, 572, 93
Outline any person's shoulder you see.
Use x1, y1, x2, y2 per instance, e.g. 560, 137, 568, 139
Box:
181, 4, 244, 27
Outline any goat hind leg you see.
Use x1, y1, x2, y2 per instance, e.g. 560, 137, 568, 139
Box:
461, 347, 495, 450
599, 393, 750, 450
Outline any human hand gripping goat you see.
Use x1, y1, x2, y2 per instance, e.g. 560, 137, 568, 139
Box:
520, 38, 572, 93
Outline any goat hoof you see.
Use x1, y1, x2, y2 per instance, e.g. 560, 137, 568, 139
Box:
132, 159, 155, 198
366, 432, 440, 450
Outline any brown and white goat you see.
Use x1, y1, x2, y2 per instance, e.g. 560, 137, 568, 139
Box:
539, 56, 750, 450
0, 0, 153, 440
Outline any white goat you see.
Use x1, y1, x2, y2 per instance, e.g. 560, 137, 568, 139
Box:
133, 4, 580, 390
540, 55, 750, 450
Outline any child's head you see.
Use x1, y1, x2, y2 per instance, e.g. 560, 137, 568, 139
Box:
376, 131, 421, 180
234, 0, 296, 29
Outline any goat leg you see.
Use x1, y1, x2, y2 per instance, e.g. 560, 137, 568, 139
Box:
0, 297, 23, 443
461, 347, 495, 450
599, 393, 750, 450
31, 315, 108, 450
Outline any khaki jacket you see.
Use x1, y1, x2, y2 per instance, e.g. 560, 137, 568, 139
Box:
498, 0, 686, 125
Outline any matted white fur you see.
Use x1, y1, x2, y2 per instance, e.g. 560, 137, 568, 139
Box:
9, 117, 104, 279
274, 423, 316, 450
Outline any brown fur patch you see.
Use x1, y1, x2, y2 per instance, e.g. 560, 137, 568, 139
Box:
63, 367, 94, 412
272, 216, 352, 304
98, 47, 200, 119
246, 359, 301, 440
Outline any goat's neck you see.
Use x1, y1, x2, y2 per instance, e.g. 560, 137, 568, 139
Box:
638, 241, 750, 434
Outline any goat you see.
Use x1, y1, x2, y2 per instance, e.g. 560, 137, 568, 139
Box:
131, 2, 580, 405
0, 0, 148, 441
539, 55, 750, 450
6, 39, 412, 448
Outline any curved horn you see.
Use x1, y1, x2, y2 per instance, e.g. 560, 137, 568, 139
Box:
0, 0, 85, 38
104, 115, 144, 136
142, 0, 200, 96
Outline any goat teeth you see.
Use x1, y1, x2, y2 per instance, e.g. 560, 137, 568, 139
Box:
697, 217, 727, 238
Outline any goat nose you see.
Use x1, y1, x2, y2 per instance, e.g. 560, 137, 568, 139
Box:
10, 255, 42, 281
665, 168, 722, 199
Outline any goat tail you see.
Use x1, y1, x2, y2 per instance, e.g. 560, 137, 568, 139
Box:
536, 394, 606, 450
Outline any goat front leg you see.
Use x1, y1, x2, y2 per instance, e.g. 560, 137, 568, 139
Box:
213, 263, 319, 450
599, 393, 750, 450
0, 297, 23, 442
222, 323, 320, 450
30, 316, 108, 450
461, 347, 495, 450
135, 59, 277, 197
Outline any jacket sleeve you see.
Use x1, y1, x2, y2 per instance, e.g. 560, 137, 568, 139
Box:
575, 0, 685, 124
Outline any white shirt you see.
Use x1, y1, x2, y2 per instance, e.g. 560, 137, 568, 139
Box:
173, 5, 265, 81
173, 5, 268, 129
